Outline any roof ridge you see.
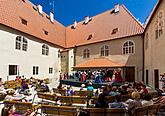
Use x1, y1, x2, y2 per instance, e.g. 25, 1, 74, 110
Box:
121, 4, 144, 30
27, 0, 65, 28
144, 0, 162, 30
66, 6, 114, 28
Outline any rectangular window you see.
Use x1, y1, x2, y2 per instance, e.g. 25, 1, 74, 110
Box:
33, 66, 39, 75
9, 65, 17, 75
49, 67, 53, 74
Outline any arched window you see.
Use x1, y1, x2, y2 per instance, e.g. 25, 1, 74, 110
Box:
101, 45, 109, 56
83, 48, 90, 58
42, 44, 49, 55
155, 10, 164, 39
15, 36, 28, 51
123, 40, 135, 54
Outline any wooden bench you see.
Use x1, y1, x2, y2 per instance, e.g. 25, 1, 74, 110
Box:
84, 108, 105, 116
148, 104, 160, 115
53, 88, 66, 95
132, 106, 148, 116
105, 108, 127, 116
3, 100, 37, 114
85, 108, 128, 116
41, 104, 78, 116
4, 80, 22, 89
74, 90, 93, 96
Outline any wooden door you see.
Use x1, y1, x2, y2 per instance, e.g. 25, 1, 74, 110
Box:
146, 70, 148, 85
125, 67, 135, 82
154, 69, 159, 89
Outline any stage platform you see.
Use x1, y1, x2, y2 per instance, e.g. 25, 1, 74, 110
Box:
60, 79, 122, 89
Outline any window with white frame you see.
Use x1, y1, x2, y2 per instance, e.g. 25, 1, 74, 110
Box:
49, 67, 53, 74
155, 10, 164, 39
42, 44, 49, 55
101, 45, 109, 56
83, 48, 90, 58
15, 36, 28, 51
33, 66, 39, 75
123, 40, 135, 54
9, 65, 18, 75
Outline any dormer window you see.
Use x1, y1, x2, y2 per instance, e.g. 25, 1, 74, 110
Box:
87, 33, 94, 40
111, 28, 118, 35
44, 30, 48, 35
21, 18, 27, 25
21, 0, 26, 2
33, 6, 37, 11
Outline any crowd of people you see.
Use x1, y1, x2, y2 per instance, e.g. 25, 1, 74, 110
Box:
1, 74, 165, 115
60, 69, 124, 84
0, 77, 51, 116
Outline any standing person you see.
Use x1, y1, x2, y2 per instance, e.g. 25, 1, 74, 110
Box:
95, 94, 108, 108
81, 72, 87, 82
114, 69, 123, 83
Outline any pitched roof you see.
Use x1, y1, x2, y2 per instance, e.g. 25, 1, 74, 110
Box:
144, 0, 162, 31
74, 58, 125, 68
66, 5, 144, 48
0, 0, 66, 47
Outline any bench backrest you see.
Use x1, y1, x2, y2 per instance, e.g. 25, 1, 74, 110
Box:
148, 104, 160, 114
53, 88, 66, 95
85, 108, 105, 116
41, 105, 78, 116
3, 100, 33, 114
132, 106, 148, 116
105, 108, 127, 116
74, 90, 93, 96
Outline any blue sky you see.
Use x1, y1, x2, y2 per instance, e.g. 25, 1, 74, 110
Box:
30, 0, 158, 26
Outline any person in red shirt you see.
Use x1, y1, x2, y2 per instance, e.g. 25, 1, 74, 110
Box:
140, 84, 148, 94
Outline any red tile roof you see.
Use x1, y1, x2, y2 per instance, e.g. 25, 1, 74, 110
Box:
74, 58, 125, 68
66, 5, 144, 48
0, 0, 66, 47
0, 1, 144, 48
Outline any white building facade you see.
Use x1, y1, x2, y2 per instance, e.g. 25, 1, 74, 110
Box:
0, 25, 61, 84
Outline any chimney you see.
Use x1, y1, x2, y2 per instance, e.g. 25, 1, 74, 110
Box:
84, 16, 90, 24
73, 20, 77, 29
114, 4, 120, 13
50, 12, 54, 23
37, 4, 43, 14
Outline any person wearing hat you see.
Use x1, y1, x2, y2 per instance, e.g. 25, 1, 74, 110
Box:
80, 84, 86, 90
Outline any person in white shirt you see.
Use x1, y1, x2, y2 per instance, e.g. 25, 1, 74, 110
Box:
141, 93, 153, 106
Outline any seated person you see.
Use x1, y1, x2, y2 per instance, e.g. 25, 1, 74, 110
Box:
127, 92, 142, 113
87, 82, 94, 91
95, 93, 108, 108
40, 83, 50, 92
66, 86, 73, 96
5, 89, 25, 101
141, 93, 153, 106
109, 95, 127, 108
80, 84, 86, 90
0, 83, 6, 94
1, 105, 22, 116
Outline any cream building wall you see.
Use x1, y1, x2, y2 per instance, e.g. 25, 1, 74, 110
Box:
144, 0, 165, 88
74, 35, 143, 81
0, 25, 61, 86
